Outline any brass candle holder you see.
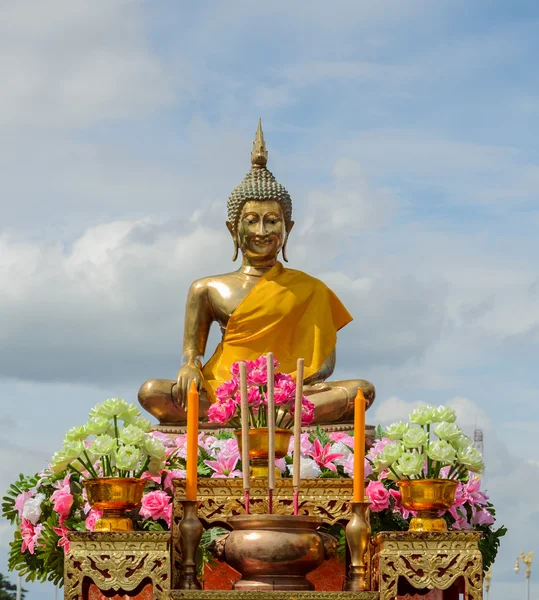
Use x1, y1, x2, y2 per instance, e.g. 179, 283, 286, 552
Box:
343, 500, 371, 592
178, 499, 203, 590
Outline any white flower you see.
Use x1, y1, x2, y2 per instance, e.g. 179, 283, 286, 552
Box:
144, 436, 167, 460
433, 406, 457, 423
434, 422, 462, 443
397, 453, 424, 477
452, 434, 474, 451
64, 426, 88, 443
402, 428, 428, 449
331, 442, 353, 466
93, 398, 129, 419
147, 457, 167, 476
50, 451, 71, 474
409, 405, 437, 426
63, 440, 85, 460
426, 440, 456, 465
374, 442, 403, 471
385, 421, 409, 440
287, 457, 321, 479
22, 493, 45, 525
457, 446, 484, 473
91, 434, 115, 456
120, 425, 147, 447
85, 416, 110, 436
115, 445, 142, 471
133, 417, 152, 432
117, 404, 142, 424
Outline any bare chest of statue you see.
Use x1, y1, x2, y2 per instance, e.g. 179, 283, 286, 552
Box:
206, 272, 260, 331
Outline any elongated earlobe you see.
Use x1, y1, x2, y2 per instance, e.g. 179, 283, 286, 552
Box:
232, 238, 239, 261
282, 220, 294, 262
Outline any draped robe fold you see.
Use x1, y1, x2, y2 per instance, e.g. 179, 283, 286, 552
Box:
201, 262, 353, 401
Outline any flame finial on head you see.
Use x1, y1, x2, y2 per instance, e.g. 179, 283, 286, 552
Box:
251, 118, 268, 168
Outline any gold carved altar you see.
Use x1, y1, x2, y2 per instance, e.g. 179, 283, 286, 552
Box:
64, 531, 171, 600
371, 532, 483, 600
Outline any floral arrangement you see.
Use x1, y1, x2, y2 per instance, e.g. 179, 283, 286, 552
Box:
372, 405, 484, 480
48, 398, 168, 479
2, 401, 505, 587
207, 356, 315, 428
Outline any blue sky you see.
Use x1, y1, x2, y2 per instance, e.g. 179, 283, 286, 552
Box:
0, 1, 538, 598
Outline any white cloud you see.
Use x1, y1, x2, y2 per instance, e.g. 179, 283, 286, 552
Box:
0, 0, 174, 129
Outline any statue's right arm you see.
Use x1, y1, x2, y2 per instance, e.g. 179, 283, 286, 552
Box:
174, 279, 214, 406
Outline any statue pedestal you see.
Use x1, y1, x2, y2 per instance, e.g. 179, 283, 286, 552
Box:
64, 532, 171, 600
371, 532, 483, 600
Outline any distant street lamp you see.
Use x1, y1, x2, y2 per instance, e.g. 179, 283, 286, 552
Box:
515, 551, 533, 600
484, 568, 492, 599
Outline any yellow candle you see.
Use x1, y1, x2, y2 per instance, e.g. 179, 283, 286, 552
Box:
239, 362, 250, 491
186, 380, 199, 501
292, 358, 305, 489
353, 387, 366, 502
267, 353, 276, 491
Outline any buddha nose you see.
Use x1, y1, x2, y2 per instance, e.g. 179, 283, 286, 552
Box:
256, 221, 267, 235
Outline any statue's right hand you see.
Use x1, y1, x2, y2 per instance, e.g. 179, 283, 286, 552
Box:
173, 364, 203, 410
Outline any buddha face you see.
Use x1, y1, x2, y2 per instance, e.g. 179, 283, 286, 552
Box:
236, 200, 286, 262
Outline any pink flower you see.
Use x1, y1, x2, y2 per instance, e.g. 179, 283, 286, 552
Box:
389, 489, 413, 519
463, 477, 489, 506
164, 469, 186, 491
451, 515, 473, 531
216, 379, 238, 401
204, 454, 242, 478
247, 386, 262, 407
291, 397, 315, 426
52, 524, 71, 553
306, 438, 345, 473
141, 471, 162, 484
231, 360, 255, 379
275, 458, 286, 473
248, 369, 267, 386
140, 490, 172, 526
20, 519, 44, 554
51, 487, 74, 523
274, 384, 295, 405
288, 432, 314, 456
342, 455, 372, 479
150, 431, 175, 447
85, 510, 102, 532
471, 508, 495, 527
207, 398, 237, 424
214, 438, 240, 460
329, 432, 355, 448
366, 437, 393, 461
365, 480, 390, 512
15, 491, 34, 518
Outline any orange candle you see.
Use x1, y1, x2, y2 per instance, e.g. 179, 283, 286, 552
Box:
186, 380, 199, 501
353, 387, 366, 502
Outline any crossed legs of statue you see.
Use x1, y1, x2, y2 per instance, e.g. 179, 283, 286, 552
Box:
138, 378, 375, 426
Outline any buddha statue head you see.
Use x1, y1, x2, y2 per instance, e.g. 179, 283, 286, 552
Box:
226, 120, 295, 262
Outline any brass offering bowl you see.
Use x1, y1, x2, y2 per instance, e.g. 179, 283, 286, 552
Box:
84, 477, 146, 532
225, 514, 326, 591
398, 478, 458, 532
234, 427, 292, 478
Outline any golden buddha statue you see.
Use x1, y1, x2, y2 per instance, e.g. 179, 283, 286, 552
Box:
139, 120, 375, 426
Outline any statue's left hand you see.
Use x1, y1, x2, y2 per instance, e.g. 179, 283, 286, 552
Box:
173, 364, 203, 409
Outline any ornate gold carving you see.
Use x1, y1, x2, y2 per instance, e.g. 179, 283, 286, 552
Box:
371, 532, 483, 600
64, 531, 170, 600
172, 592, 379, 599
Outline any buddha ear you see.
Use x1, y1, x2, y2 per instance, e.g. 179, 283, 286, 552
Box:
282, 220, 294, 263
226, 221, 239, 261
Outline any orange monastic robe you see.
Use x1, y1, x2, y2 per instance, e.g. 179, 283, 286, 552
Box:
202, 262, 353, 401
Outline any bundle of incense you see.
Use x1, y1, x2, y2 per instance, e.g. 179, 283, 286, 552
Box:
239, 361, 250, 514
292, 358, 304, 515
